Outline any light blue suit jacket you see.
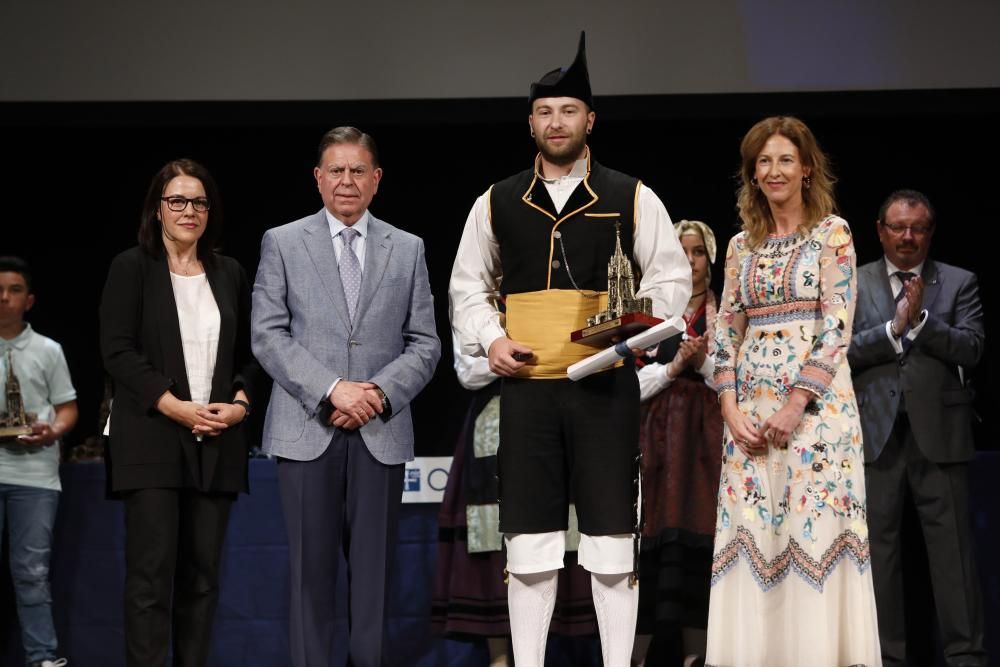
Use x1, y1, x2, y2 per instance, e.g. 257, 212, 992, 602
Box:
251, 209, 440, 464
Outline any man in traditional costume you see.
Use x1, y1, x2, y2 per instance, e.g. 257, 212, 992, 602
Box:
448, 32, 690, 667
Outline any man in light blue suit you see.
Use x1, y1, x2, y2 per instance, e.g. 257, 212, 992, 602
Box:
252, 126, 440, 667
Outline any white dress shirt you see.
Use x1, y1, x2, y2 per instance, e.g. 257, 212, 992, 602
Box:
539, 157, 589, 213
884, 257, 928, 354
326, 208, 370, 267
449, 157, 692, 357
452, 332, 498, 391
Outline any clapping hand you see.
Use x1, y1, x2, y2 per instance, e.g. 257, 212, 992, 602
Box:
667, 334, 708, 379
893, 274, 924, 335
903, 275, 924, 327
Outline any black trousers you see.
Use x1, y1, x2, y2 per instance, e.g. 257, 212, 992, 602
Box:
123, 487, 233, 667
498, 364, 640, 535
865, 413, 987, 667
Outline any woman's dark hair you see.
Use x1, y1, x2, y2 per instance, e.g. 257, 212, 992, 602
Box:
137, 158, 224, 261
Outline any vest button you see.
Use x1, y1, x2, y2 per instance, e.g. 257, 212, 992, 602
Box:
551, 260, 561, 269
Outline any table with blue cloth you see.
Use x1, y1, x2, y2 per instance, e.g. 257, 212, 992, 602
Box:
1, 459, 611, 666
0, 455, 997, 665
2, 453, 999, 664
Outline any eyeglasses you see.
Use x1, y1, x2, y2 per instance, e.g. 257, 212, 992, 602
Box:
881, 222, 931, 237
161, 196, 211, 212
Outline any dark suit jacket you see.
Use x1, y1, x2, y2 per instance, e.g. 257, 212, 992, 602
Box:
99, 246, 257, 492
848, 258, 984, 463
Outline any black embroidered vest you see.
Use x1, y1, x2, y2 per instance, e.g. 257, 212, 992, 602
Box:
490, 158, 640, 295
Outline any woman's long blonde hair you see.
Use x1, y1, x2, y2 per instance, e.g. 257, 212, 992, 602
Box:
736, 116, 837, 249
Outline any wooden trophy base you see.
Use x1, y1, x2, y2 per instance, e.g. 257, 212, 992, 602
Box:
570, 312, 663, 348
0, 424, 33, 442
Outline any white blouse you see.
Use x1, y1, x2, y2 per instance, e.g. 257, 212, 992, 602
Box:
169, 273, 221, 405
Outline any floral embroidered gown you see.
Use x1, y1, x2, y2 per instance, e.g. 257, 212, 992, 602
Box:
706, 217, 881, 667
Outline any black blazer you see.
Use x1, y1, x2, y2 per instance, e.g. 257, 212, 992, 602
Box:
99, 246, 257, 493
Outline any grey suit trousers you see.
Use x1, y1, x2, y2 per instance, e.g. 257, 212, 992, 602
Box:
277, 430, 404, 667
866, 414, 987, 666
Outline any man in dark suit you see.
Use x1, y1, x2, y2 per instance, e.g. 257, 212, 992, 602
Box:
848, 189, 987, 666
252, 127, 440, 667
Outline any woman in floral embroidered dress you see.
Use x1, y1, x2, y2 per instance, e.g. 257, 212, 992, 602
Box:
706, 117, 881, 667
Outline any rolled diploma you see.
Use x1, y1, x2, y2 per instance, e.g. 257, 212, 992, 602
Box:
566, 316, 685, 381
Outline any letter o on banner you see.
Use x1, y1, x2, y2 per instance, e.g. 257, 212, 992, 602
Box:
428, 467, 449, 492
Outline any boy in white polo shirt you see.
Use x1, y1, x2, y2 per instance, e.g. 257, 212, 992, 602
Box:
0, 256, 78, 667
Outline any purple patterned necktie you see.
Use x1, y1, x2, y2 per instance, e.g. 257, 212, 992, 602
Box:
893, 271, 916, 303
339, 227, 362, 321
893, 270, 916, 353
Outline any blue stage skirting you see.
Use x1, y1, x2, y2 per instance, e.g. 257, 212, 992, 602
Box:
1, 455, 997, 665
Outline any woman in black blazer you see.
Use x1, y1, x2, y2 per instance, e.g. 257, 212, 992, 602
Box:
99, 159, 256, 666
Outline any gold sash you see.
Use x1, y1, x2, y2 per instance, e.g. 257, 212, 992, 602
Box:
505, 289, 621, 379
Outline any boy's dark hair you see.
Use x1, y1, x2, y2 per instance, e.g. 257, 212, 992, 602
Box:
0, 256, 33, 293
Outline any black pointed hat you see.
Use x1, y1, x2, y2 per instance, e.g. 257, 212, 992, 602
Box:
529, 31, 594, 110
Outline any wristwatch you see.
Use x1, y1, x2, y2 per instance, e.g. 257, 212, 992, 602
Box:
232, 399, 250, 420
374, 387, 391, 418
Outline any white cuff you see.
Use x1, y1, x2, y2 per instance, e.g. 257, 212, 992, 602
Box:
326, 378, 342, 404
696, 354, 714, 379
885, 321, 905, 355
906, 309, 929, 340
638, 363, 672, 401
479, 324, 509, 358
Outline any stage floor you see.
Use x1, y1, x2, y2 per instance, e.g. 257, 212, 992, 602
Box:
1, 455, 996, 665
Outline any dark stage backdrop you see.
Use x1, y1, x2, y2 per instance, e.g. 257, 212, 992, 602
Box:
2, 88, 997, 456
